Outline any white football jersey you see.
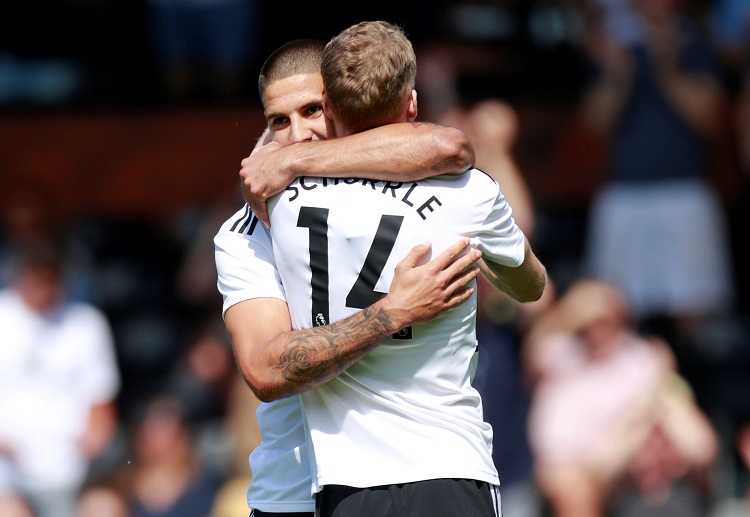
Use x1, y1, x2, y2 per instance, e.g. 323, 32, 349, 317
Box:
267, 169, 525, 491
214, 205, 314, 513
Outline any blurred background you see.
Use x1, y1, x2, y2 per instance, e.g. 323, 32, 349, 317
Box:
2, 0, 750, 516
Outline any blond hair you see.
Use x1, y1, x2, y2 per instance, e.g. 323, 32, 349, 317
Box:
322, 21, 416, 133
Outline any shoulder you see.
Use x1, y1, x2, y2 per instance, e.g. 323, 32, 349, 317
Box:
0, 290, 21, 324
422, 168, 500, 203
62, 300, 110, 326
467, 167, 500, 189
217, 204, 267, 236
0, 289, 16, 308
426, 167, 497, 188
215, 204, 272, 250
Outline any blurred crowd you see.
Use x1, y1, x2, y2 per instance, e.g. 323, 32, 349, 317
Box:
3, 0, 750, 516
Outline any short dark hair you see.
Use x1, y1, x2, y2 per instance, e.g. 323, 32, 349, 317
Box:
258, 39, 326, 105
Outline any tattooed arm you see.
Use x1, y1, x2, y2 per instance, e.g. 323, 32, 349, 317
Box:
225, 239, 481, 402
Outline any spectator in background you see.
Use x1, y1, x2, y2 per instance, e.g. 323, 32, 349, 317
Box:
578, 0, 735, 365
169, 317, 237, 425
145, 0, 262, 103
76, 479, 131, 517
523, 279, 718, 517
117, 391, 225, 517
207, 374, 263, 517
0, 237, 121, 517
0, 492, 35, 517
166, 316, 242, 478
411, 0, 586, 121
0, 187, 58, 288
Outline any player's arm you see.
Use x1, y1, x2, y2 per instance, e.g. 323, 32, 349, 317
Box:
226, 239, 481, 402
480, 238, 547, 304
276, 122, 474, 178
241, 122, 474, 225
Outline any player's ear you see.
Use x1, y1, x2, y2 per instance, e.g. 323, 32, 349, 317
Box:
407, 89, 417, 121
323, 91, 334, 120
323, 92, 337, 137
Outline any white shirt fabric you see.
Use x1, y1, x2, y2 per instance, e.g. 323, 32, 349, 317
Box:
214, 204, 314, 513
0, 290, 120, 493
267, 169, 526, 492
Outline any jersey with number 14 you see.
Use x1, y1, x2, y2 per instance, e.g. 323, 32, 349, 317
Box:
267, 168, 526, 492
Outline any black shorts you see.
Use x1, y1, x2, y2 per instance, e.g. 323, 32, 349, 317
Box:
315, 478, 500, 517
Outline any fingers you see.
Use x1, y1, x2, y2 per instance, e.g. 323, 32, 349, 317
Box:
241, 181, 252, 203
241, 180, 271, 227
396, 241, 432, 271
446, 264, 479, 294
246, 196, 270, 228
444, 247, 482, 277
437, 260, 480, 309
256, 202, 271, 228
444, 285, 476, 308
427, 238, 473, 270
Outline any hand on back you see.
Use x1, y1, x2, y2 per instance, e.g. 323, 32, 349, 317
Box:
382, 238, 481, 329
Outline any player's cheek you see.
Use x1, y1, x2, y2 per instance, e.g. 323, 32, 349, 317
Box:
310, 118, 329, 141
271, 128, 292, 146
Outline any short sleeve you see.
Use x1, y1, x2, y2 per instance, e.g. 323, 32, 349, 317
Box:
473, 183, 526, 267
214, 207, 286, 318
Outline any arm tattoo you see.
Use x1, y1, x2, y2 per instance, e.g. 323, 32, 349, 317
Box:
273, 303, 397, 394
